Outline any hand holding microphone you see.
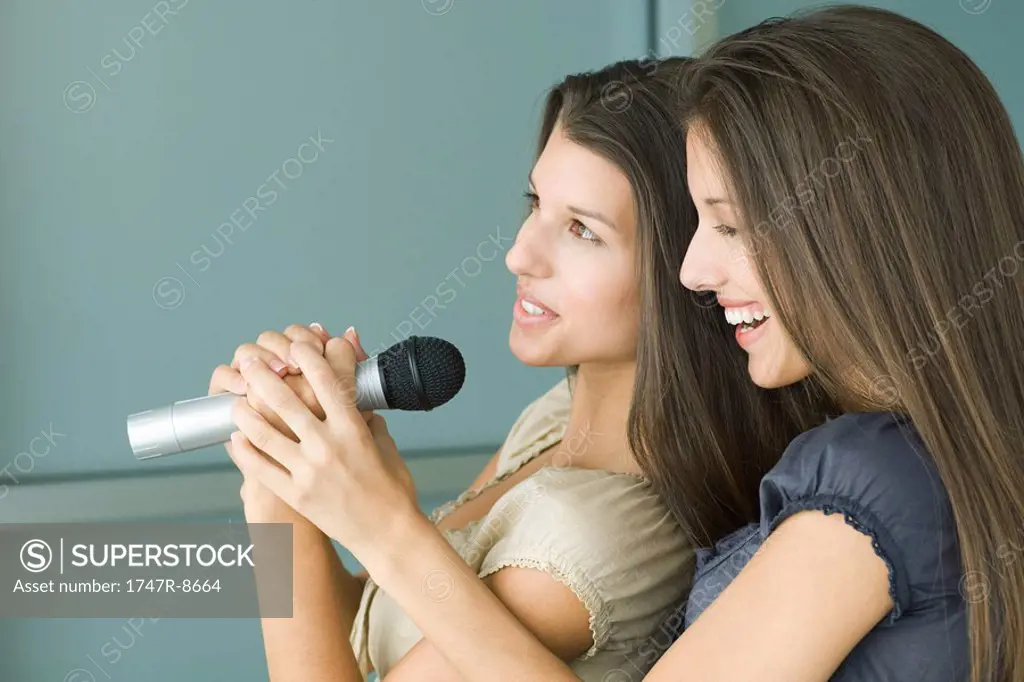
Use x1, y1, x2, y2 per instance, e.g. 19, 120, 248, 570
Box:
209, 323, 370, 450
127, 328, 465, 460
126, 323, 466, 545
227, 334, 425, 552
209, 322, 366, 521
220, 324, 355, 514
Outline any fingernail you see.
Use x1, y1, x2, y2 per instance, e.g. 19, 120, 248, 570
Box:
269, 359, 288, 374
311, 321, 326, 335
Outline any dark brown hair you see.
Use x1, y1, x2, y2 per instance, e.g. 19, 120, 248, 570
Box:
537, 59, 835, 545
678, 6, 1024, 680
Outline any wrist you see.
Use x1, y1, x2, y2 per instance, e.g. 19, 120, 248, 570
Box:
242, 495, 307, 526
355, 501, 433, 576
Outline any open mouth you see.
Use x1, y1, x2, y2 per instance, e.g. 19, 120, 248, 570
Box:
739, 316, 769, 333
520, 299, 547, 316
724, 306, 771, 333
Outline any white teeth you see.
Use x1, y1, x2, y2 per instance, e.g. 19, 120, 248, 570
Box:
723, 307, 770, 326
521, 300, 545, 315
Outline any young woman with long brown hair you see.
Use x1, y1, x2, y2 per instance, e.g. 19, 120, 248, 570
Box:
210, 56, 817, 679
225, 5, 1023, 680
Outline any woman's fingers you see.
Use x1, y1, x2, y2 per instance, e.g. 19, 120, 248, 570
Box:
339, 329, 372, 421
227, 432, 294, 503
232, 399, 305, 472
211, 366, 248, 461
282, 325, 328, 368
290, 338, 366, 433
239, 356, 322, 441
236, 325, 328, 377
254, 330, 302, 375
231, 343, 290, 376
366, 413, 396, 450
209, 364, 247, 396
309, 322, 331, 345
345, 327, 369, 362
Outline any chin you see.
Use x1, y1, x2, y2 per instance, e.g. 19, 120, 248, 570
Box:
746, 352, 811, 389
748, 369, 789, 389
508, 327, 562, 367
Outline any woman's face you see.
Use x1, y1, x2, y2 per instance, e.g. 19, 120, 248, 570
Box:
505, 122, 639, 369
679, 127, 811, 388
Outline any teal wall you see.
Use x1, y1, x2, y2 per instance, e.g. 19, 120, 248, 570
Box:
715, 1, 1023, 131
0, 0, 648, 481
0, 1, 652, 680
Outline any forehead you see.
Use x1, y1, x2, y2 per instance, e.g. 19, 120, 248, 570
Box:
533, 123, 636, 228
536, 123, 624, 186
685, 126, 728, 200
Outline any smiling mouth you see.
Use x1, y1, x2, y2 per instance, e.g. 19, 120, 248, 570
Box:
738, 317, 768, 333
724, 306, 771, 333
517, 295, 557, 317
521, 299, 546, 316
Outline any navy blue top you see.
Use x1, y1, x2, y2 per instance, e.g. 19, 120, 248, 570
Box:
667, 412, 968, 681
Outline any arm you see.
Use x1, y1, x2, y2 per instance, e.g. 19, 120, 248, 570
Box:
237, 332, 502, 679
363, 511, 585, 682
217, 324, 371, 680
248, 503, 367, 682
238, 381, 371, 682
646, 509, 890, 681
382, 564, 591, 681
364, 505, 889, 682
228, 342, 601, 681
249, 450, 510, 681
349, 448, 500, 586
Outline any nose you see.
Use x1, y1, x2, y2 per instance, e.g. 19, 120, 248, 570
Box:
679, 225, 728, 293
505, 215, 553, 279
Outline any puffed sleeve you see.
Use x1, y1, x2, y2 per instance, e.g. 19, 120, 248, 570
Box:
474, 467, 693, 658
758, 412, 962, 623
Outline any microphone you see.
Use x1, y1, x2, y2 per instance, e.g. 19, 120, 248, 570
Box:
126, 336, 465, 460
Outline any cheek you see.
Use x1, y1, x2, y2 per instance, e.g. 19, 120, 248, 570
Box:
567, 261, 637, 317
582, 276, 640, 337
778, 327, 812, 378
727, 243, 762, 291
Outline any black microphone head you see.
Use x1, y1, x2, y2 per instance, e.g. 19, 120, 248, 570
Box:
378, 336, 465, 411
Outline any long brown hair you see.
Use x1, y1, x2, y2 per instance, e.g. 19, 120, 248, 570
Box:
537, 59, 834, 545
678, 6, 1024, 680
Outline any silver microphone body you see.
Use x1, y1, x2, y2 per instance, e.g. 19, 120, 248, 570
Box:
127, 355, 386, 460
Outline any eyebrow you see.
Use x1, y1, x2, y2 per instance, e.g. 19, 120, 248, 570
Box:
704, 197, 733, 206
567, 204, 619, 231
528, 173, 620, 232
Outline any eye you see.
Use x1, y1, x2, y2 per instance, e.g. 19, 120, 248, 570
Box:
713, 223, 738, 237
569, 220, 603, 245
523, 190, 539, 211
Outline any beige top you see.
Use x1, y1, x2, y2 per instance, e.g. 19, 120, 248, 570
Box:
349, 378, 694, 680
